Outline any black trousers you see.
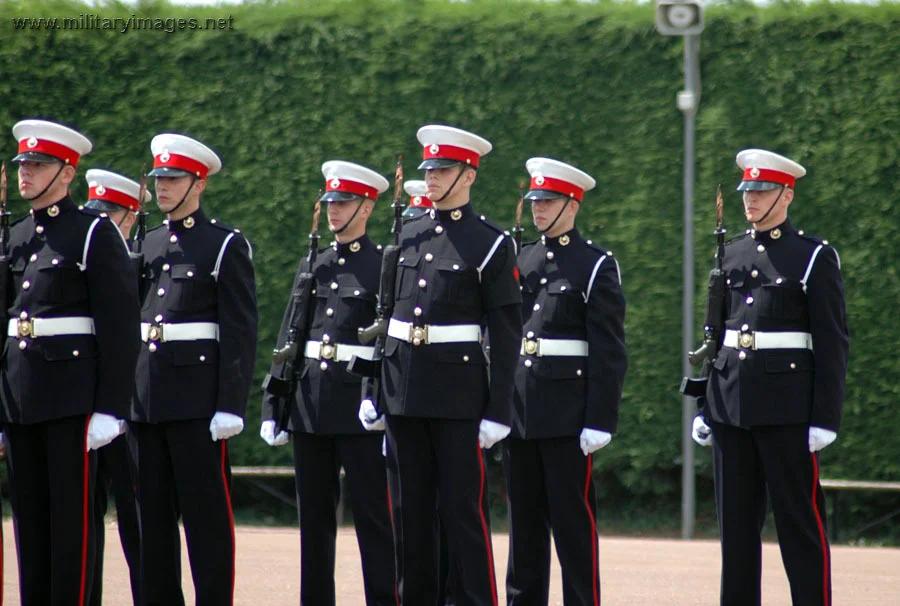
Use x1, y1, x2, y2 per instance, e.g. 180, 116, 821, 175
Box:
292, 432, 397, 606
89, 432, 141, 606
711, 422, 831, 606
5, 415, 96, 606
132, 420, 235, 606
385, 415, 498, 606
504, 437, 601, 606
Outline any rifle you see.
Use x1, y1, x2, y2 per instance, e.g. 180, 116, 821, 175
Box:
130, 164, 148, 286
347, 155, 404, 414
512, 182, 525, 253
262, 195, 322, 435
0, 163, 9, 350
680, 185, 727, 403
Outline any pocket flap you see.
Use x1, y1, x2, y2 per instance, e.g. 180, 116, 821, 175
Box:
547, 280, 576, 295
171, 264, 198, 280
170, 341, 219, 366
36, 256, 78, 271
42, 338, 98, 361
764, 353, 813, 373
340, 285, 373, 300
398, 254, 420, 268
436, 258, 466, 273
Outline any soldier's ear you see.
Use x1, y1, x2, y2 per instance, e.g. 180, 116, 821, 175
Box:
782, 187, 794, 208
194, 178, 207, 196
60, 164, 77, 186
463, 166, 477, 187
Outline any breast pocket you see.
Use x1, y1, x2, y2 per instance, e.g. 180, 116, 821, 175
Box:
170, 264, 215, 312
760, 279, 806, 320
543, 280, 583, 327
435, 258, 479, 308
726, 270, 746, 315
338, 285, 376, 328
395, 254, 420, 301
36, 256, 88, 305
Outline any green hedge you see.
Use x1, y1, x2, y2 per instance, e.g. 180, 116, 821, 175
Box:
2, 0, 898, 534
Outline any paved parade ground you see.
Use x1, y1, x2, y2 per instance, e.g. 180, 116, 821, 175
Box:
3, 520, 899, 605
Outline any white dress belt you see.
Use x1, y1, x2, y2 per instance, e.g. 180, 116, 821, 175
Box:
8, 317, 95, 338
520, 337, 589, 357
304, 340, 375, 362
387, 318, 481, 345
141, 322, 220, 343
723, 329, 813, 351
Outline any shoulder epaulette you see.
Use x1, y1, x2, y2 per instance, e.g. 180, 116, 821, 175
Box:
584, 238, 609, 257
208, 218, 243, 236
477, 214, 509, 236
796, 229, 832, 247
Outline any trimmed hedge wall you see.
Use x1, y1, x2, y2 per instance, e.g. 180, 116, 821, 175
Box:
2, 0, 898, 533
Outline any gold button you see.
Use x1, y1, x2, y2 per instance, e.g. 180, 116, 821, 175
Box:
524, 359, 533, 368
22, 280, 31, 290
776, 278, 783, 285
331, 282, 338, 291
350, 242, 361, 252
540, 277, 547, 285
526, 331, 535, 338
412, 338, 422, 346
463, 355, 469, 362
418, 279, 427, 288
163, 264, 170, 271
790, 363, 797, 369
738, 351, 746, 360
451, 209, 462, 221
326, 308, 334, 317
200, 355, 206, 362
560, 285, 567, 292
338, 258, 346, 265
51, 258, 59, 266
771, 228, 781, 240
170, 234, 178, 243
35, 225, 44, 234
414, 307, 422, 316
425, 253, 434, 262
546, 251, 555, 260
322, 334, 331, 344
19, 311, 28, 319
184, 217, 195, 229
18, 340, 27, 350
751, 269, 759, 278
354, 289, 360, 296
757, 244, 765, 253
533, 303, 540, 311
452, 264, 460, 271
72, 350, 79, 357
435, 225, 444, 234
320, 361, 328, 371
47, 205, 60, 217
157, 288, 166, 296
576, 369, 583, 376
148, 343, 158, 353
155, 314, 164, 322
741, 324, 749, 331
746, 296, 754, 305
29, 254, 37, 262
560, 235, 570, 246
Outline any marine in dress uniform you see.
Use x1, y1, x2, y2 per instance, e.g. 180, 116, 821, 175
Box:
694, 150, 850, 606
82, 169, 149, 606
363, 125, 523, 606
505, 159, 627, 606
132, 134, 258, 606
260, 160, 397, 605
402, 179, 432, 220
1, 120, 141, 605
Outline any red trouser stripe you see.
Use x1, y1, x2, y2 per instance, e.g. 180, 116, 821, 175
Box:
220, 441, 236, 606
811, 454, 830, 606
78, 415, 91, 606
476, 446, 498, 606
584, 453, 600, 606
385, 479, 400, 606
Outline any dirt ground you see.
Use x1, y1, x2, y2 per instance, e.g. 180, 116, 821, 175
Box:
2, 520, 899, 605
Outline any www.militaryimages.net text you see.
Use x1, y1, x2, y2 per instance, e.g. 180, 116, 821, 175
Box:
11, 13, 235, 34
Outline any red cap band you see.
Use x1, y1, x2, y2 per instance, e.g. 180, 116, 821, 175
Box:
18, 138, 81, 167
326, 178, 378, 200
89, 186, 140, 211
154, 152, 209, 179
529, 176, 584, 202
422, 143, 480, 168
742, 167, 795, 188
409, 195, 432, 208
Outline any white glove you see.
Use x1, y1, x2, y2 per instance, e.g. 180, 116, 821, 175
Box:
692, 415, 712, 447
579, 427, 612, 456
358, 399, 385, 432
478, 419, 511, 449
210, 412, 244, 441
260, 419, 289, 447
86, 413, 126, 452
381, 435, 387, 458
808, 426, 837, 453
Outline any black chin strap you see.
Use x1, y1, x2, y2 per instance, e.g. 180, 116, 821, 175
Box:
23, 163, 67, 202
753, 186, 785, 229
538, 197, 572, 234
163, 176, 198, 216
431, 165, 467, 203
332, 199, 366, 235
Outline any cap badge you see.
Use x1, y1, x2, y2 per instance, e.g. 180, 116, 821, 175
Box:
160, 150, 171, 163
770, 228, 781, 240
534, 174, 545, 186
350, 241, 361, 253
330, 178, 341, 189
96, 185, 106, 196
48, 205, 60, 217
26, 137, 38, 149
750, 167, 760, 178
559, 235, 570, 246
184, 216, 195, 229
412, 196, 422, 206
429, 143, 440, 155
451, 209, 462, 221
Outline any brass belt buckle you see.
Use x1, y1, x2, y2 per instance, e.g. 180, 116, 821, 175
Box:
739, 331, 754, 349
148, 324, 163, 342
410, 325, 428, 346
320, 342, 336, 360
523, 338, 539, 356
17, 318, 34, 338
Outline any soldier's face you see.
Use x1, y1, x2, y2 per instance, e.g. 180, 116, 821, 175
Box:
424, 165, 474, 201
742, 187, 792, 226
155, 175, 198, 212
17, 160, 70, 200
531, 197, 571, 233
327, 198, 369, 232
